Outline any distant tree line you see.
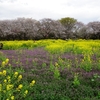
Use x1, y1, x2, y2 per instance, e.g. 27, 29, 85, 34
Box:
0, 17, 100, 40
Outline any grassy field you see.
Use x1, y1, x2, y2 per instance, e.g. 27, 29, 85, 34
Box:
0, 39, 100, 100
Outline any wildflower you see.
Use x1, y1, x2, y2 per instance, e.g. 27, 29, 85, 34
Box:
14, 72, 18, 78
2, 70, 7, 76
4, 79, 7, 83
5, 58, 9, 65
24, 90, 28, 94
18, 75, 22, 81
32, 80, 35, 84
1, 61, 6, 67
24, 90, 28, 97
6, 84, 13, 91
7, 76, 11, 80
6, 99, 9, 100
11, 96, 14, 100
30, 80, 35, 86
0, 72, 2, 75
55, 62, 59, 67
7, 76, 11, 82
16, 84, 23, 91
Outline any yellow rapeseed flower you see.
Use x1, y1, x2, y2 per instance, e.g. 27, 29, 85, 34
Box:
25, 90, 28, 94
5, 58, 9, 65
7, 76, 11, 83
1, 61, 6, 67
6, 99, 9, 100
7, 76, 11, 80
24, 90, 28, 97
30, 80, 35, 86
4, 79, 7, 83
18, 75, 22, 81
6, 84, 13, 91
0, 72, 2, 75
2, 70, 7, 76
55, 62, 59, 67
11, 96, 14, 100
14, 72, 18, 78
32, 80, 35, 84
17, 84, 23, 90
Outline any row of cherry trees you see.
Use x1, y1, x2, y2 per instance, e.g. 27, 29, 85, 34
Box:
0, 17, 100, 40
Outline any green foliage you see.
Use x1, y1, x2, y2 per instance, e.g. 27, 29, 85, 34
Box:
96, 59, 100, 70
98, 91, 100, 99
50, 61, 55, 71
73, 73, 80, 87
0, 52, 6, 61
91, 73, 100, 87
53, 67, 60, 79
80, 54, 92, 72
59, 17, 77, 26
60, 17, 77, 32
42, 62, 46, 68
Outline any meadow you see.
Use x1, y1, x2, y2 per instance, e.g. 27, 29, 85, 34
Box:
0, 39, 100, 100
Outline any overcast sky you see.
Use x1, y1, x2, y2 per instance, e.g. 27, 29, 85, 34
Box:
0, 0, 100, 24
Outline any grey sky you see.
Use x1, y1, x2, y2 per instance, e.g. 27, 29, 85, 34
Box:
0, 0, 100, 24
